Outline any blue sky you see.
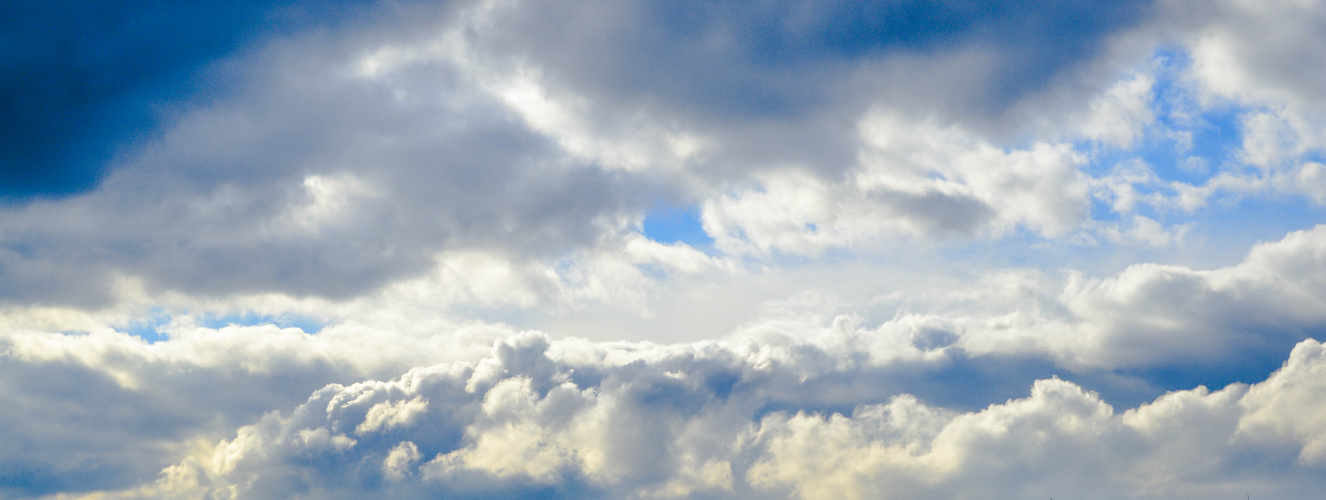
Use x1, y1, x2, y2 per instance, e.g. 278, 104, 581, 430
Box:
5, 0, 1326, 498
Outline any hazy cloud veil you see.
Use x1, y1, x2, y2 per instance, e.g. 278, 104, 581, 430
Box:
4, 0, 1326, 498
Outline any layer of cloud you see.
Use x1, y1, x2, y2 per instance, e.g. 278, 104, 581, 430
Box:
0, 0, 1176, 308
5, 224, 1326, 497
76, 335, 1326, 500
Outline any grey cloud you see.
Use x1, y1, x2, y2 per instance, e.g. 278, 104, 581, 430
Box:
0, 0, 386, 201
469, 0, 1152, 123
0, 338, 351, 498
0, 317, 511, 498
459, 0, 1159, 185
1058, 225, 1326, 369
870, 188, 996, 236
0, 0, 1177, 308
0, 7, 655, 307
9, 218, 1326, 497
1160, 0, 1326, 111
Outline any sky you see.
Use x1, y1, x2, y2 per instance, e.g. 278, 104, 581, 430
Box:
4, 0, 1326, 498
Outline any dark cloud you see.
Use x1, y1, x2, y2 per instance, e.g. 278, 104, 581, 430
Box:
0, 15, 653, 306
0, 0, 381, 203
0, 0, 1159, 306
475, 0, 1153, 122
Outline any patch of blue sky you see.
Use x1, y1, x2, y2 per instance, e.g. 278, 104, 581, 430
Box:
1080, 46, 1243, 185
1184, 195, 1326, 251
933, 229, 1093, 273
197, 312, 325, 334
1068, 44, 1326, 250
641, 203, 714, 250
1146, 48, 1245, 180
1080, 47, 1326, 259
118, 308, 173, 343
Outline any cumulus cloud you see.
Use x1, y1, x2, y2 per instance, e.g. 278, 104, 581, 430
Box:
81, 335, 1326, 500
0, 316, 511, 498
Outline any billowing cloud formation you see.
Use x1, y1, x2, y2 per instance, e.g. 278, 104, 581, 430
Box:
68, 335, 1325, 500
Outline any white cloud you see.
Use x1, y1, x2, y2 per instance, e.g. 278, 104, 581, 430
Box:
99, 337, 1326, 500
1076, 73, 1157, 149
357, 396, 430, 435
702, 111, 1091, 256
9, 224, 1326, 497
1093, 215, 1189, 248
1237, 336, 1326, 465
383, 441, 423, 481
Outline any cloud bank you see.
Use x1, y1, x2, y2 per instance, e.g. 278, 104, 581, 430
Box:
46, 335, 1326, 500
6, 226, 1326, 498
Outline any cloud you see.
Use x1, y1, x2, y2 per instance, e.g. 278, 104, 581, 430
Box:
383, 441, 423, 481
0, 3, 653, 307
1079, 0, 1326, 211
0, 0, 1243, 312
0, 0, 381, 201
91, 336, 1326, 500
1074, 72, 1158, 149
0, 318, 508, 498
462, 0, 1151, 125
6, 223, 1326, 497
9, 2, 1326, 499
698, 111, 1092, 255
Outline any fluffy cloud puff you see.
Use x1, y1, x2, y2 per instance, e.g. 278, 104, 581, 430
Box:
0, 318, 509, 499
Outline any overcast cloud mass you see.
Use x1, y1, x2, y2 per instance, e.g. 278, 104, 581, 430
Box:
5, 0, 1326, 498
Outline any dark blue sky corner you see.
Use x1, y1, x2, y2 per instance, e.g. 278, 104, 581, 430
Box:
0, 0, 379, 203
